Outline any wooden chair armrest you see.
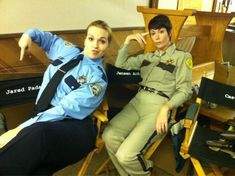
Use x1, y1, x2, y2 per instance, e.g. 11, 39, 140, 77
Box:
102, 98, 109, 111
185, 103, 200, 121
92, 110, 108, 123
180, 103, 200, 157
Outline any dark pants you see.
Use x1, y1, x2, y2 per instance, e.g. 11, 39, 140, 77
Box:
0, 118, 97, 176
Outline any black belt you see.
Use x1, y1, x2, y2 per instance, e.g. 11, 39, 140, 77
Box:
139, 85, 169, 99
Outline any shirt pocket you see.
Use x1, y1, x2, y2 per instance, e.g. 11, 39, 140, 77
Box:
140, 65, 150, 78
149, 65, 175, 83
164, 70, 175, 82
150, 66, 166, 81
157, 62, 176, 82
64, 75, 81, 92
140, 61, 154, 80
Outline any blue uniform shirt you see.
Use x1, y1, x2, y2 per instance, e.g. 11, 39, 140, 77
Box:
20, 29, 107, 128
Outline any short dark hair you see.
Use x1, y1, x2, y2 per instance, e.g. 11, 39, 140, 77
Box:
148, 15, 172, 35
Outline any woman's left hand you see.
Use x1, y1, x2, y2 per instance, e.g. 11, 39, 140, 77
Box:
155, 103, 171, 134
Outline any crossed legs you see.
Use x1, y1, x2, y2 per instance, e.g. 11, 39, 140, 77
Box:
103, 93, 165, 175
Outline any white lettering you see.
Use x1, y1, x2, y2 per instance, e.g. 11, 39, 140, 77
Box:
116, 71, 131, 75
132, 72, 140, 75
225, 94, 235, 99
28, 85, 40, 91
5, 87, 25, 95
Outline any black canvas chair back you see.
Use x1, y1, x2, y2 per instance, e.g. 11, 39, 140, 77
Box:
106, 64, 142, 84
0, 76, 43, 107
180, 77, 235, 175
198, 77, 235, 109
0, 76, 42, 131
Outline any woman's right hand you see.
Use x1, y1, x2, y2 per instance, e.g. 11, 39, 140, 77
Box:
124, 32, 148, 48
18, 33, 32, 61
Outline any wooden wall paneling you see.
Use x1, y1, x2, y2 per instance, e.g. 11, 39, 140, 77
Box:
0, 28, 145, 79
0, 38, 48, 74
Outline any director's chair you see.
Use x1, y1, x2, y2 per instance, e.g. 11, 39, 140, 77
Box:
0, 75, 109, 176
95, 64, 180, 175
180, 77, 235, 176
95, 109, 177, 176
77, 97, 109, 176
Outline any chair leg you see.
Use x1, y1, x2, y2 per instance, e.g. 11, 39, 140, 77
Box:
144, 133, 167, 159
77, 150, 96, 176
190, 157, 206, 176
95, 158, 111, 176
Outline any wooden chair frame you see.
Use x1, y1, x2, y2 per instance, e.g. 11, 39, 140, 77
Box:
95, 109, 177, 176
77, 98, 109, 176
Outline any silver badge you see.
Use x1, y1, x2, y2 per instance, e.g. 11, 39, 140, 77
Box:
77, 75, 87, 84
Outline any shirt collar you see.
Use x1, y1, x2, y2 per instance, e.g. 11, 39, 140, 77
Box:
154, 43, 176, 57
80, 51, 104, 65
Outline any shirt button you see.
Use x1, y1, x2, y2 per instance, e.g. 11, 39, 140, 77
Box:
71, 86, 74, 89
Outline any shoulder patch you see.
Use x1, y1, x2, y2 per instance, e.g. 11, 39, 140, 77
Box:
64, 41, 74, 46
185, 57, 193, 69
89, 83, 103, 96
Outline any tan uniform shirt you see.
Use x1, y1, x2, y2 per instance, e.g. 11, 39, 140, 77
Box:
115, 43, 193, 108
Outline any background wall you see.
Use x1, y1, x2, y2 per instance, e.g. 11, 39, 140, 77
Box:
0, 0, 148, 34
177, 0, 213, 11
158, 0, 178, 9
1, 0, 232, 35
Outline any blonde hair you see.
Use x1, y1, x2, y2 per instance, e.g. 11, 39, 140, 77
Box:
86, 20, 112, 43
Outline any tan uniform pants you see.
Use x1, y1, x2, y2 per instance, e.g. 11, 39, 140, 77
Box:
103, 90, 167, 176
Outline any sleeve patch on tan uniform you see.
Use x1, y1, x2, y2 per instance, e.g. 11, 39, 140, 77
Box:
185, 57, 193, 69
89, 83, 103, 96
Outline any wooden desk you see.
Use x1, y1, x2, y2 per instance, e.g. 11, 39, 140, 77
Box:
200, 105, 235, 123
